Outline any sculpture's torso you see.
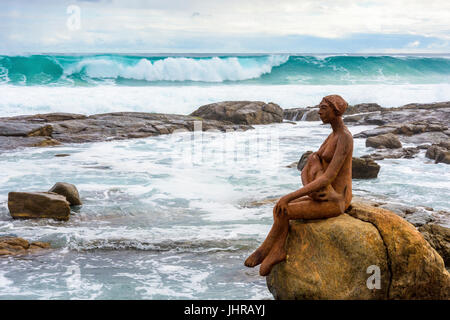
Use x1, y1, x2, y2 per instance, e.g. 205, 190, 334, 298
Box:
307, 129, 353, 208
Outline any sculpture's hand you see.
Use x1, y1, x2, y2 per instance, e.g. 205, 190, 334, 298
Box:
274, 197, 289, 218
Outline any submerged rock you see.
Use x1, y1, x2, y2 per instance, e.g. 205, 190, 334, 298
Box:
0, 236, 51, 256
267, 201, 450, 300
8, 192, 70, 221
48, 182, 82, 206
190, 101, 283, 125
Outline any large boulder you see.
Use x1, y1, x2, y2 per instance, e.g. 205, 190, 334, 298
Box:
48, 182, 82, 206
8, 192, 70, 221
190, 101, 283, 125
0, 236, 50, 256
266, 202, 450, 300
352, 157, 380, 179
366, 133, 402, 149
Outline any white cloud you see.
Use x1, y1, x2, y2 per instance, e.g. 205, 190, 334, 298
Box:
1, 0, 449, 52
407, 41, 421, 48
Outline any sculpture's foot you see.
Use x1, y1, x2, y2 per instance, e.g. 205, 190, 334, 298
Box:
244, 248, 266, 268
259, 248, 287, 276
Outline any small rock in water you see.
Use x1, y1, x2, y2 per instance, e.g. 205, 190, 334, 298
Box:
48, 182, 82, 206
366, 133, 402, 149
267, 201, 450, 300
8, 192, 70, 221
352, 157, 380, 179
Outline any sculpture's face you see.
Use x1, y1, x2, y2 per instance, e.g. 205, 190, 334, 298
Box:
318, 99, 335, 124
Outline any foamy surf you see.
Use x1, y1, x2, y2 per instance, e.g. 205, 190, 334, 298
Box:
1, 83, 450, 116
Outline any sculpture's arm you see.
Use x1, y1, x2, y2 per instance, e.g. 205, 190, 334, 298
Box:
282, 133, 351, 203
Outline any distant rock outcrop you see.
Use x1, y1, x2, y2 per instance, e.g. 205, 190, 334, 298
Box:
0, 110, 255, 152
190, 101, 283, 125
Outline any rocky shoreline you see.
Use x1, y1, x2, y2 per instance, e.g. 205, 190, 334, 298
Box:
0, 101, 283, 153
1, 100, 449, 164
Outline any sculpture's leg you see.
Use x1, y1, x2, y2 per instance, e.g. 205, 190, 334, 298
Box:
244, 196, 311, 268
259, 199, 343, 276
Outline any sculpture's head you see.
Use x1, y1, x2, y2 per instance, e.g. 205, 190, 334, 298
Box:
318, 95, 348, 123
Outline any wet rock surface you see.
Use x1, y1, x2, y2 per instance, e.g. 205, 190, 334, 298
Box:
0, 236, 51, 256
8, 192, 71, 221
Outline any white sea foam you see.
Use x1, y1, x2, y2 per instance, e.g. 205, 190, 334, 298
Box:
64, 55, 289, 82
0, 83, 449, 117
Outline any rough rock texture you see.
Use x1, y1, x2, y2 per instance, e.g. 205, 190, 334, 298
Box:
418, 224, 450, 269
352, 157, 380, 179
8, 192, 71, 221
0, 110, 255, 153
48, 182, 82, 206
267, 201, 450, 300
0, 236, 51, 256
190, 101, 283, 125
366, 133, 402, 149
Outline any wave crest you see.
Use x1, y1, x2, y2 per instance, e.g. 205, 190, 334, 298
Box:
65, 55, 290, 82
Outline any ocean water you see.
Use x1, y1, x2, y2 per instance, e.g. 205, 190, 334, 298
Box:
0, 54, 449, 299
1, 54, 450, 116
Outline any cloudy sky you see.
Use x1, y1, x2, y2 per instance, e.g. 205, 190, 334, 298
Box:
1, 0, 449, 53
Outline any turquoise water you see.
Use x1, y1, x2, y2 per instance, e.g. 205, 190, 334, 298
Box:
1, 54, 450, 86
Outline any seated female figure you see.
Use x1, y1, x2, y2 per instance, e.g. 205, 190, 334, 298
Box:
244, 94, 353, 276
